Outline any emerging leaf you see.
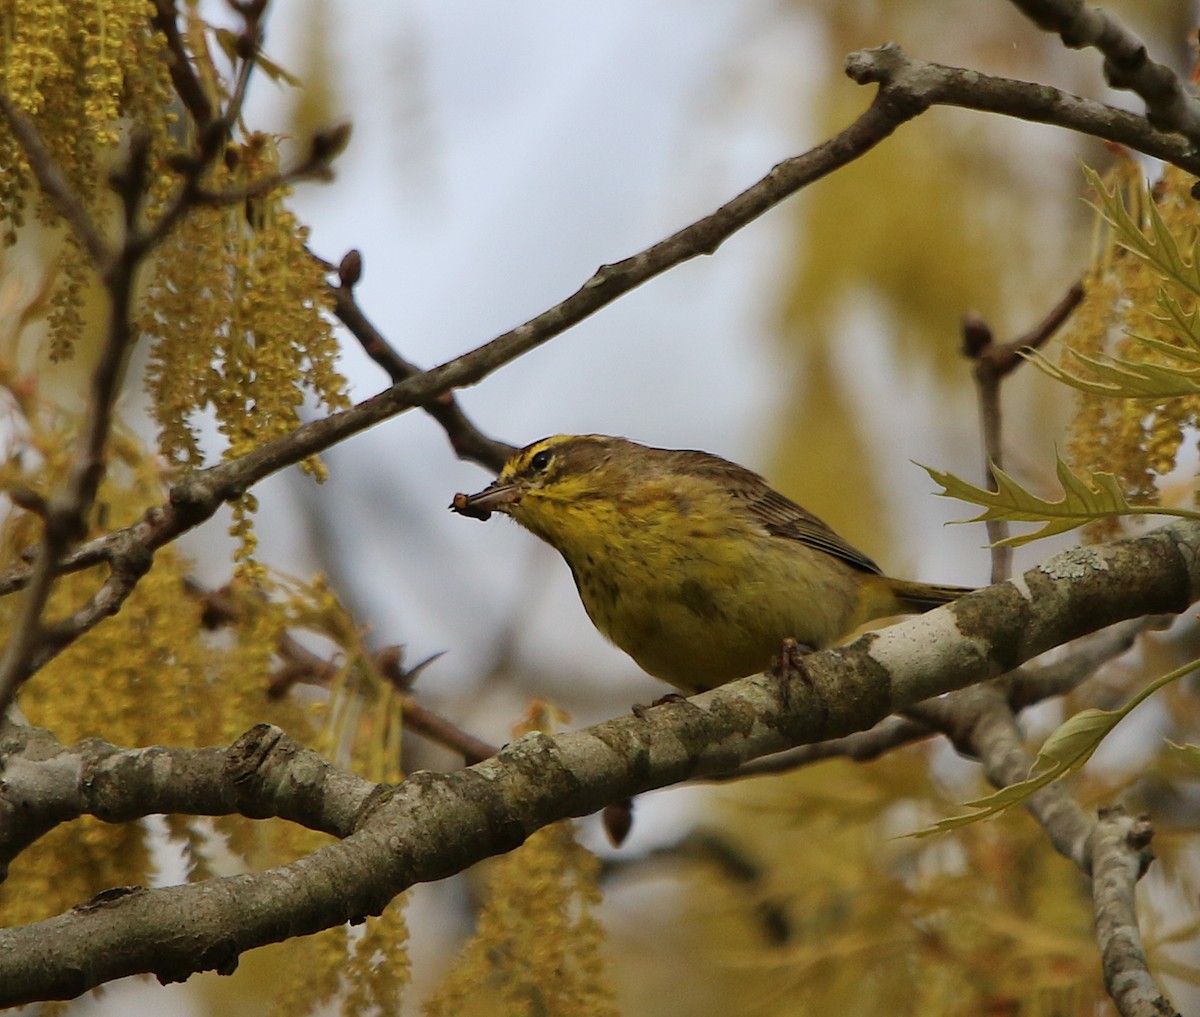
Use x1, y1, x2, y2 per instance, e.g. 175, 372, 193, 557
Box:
1084, 165, 1200, 298
920, 455, 1198, 547
912, 657, 1200, 836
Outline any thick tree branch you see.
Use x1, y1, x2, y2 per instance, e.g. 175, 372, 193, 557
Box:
1009, 0, 1200, 143
1, 518, 1199, 1004
718, 614, 1155, 781
0, 722, 374, 879
846, 44, 1200, 176
1090, 808, 1174, 1017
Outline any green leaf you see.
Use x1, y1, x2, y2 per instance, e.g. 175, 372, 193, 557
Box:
1029, 345, 1200, 398
911, 657, 1200, 837
1155, 289, 1200, 354
1085, 165, 1200, 297
1164, 739, 1200, 770
920, 455, 1199, 547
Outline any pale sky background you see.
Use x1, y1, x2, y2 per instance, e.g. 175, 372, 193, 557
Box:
77, 1, 1184, 1012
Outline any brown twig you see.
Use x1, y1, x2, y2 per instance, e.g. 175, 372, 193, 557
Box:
0, 96, 111, 269
331, 252, 516, 472
962, 281, 1086, 583
0, 107, 152, 709
188, 581, 500, 766
150, 0, 214, 126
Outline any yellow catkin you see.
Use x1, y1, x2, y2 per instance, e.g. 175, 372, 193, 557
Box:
1060, 161, 1200, 540
423, 822, 617, 1017
1, 1, 173, 351
423, 708, 615, 1017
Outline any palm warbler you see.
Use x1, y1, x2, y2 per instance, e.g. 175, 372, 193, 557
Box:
452, 435, 973, 694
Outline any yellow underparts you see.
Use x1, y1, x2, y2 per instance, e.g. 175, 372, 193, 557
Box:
510, 476, 901, 693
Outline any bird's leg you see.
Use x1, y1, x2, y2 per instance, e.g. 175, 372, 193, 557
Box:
631, 692, 688, 718
770, 637, 815, 681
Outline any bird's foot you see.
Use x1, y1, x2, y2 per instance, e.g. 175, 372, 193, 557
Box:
770, 637, 815, 681
631, 692, 687, 718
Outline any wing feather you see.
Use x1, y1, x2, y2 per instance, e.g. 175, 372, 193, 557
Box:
667, 449, 882, 576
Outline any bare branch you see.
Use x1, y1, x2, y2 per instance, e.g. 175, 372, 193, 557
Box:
703, 715, 935, 780
963, 281, 1086, 583
0, 124, 146, 710
0, 96, 111, 268
189, 580, 501, 765
846, 44, 1200, 176
1090, 807, 1177, 1017
149, 0, 214, 126
0, 82, 925, 670
1009, 0, 1200, 144
331, 254, 516, 473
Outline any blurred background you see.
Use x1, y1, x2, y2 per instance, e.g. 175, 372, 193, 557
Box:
56, 0, 1200, 1013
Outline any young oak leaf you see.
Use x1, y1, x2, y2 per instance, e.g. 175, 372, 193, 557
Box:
920, 455, 1196, 547
1084, 164, 1200, 298
912, 657, 1200, 837
1030, 346, 1200, 398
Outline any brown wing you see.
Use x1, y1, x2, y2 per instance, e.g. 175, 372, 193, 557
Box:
668, 448, 883, 576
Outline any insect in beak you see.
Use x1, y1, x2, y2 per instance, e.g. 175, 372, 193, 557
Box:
449, 481, 520, 521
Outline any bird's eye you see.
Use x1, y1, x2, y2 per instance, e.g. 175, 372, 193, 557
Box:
530, 449, 553, 472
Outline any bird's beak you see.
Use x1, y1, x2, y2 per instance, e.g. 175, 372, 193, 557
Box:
450, 480, 520, 521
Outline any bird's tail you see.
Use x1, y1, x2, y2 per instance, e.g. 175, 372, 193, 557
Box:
888, 579, 975, 613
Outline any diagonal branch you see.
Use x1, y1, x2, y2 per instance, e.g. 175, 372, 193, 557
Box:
0, 79, 929, 701
330, 253, 515, 473
0, 97, 111, 269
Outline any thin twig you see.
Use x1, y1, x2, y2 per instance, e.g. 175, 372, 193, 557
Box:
962, 281, 1085, 583
0, 109, 148, 709
331, 253, 515, 472
150, 0, 214, 126
0, 97, 111, 269
189, 581, 500, 766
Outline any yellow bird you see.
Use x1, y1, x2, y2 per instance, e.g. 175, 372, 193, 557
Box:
452, 435, 972, 694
